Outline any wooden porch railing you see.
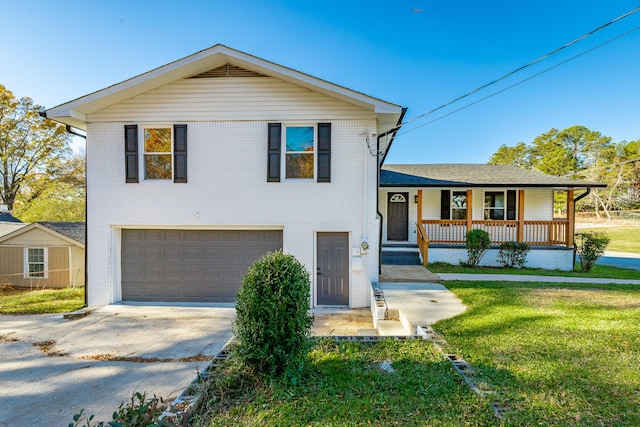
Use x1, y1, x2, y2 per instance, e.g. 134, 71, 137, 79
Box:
416, 222, 429, 266
421, 219, 570, 246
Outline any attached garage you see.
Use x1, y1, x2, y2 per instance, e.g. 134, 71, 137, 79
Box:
121, 229, 283, 303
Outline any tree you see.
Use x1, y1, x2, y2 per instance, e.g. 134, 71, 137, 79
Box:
13, 152, 86, 222
488, 142, 531, 168
0, 84, 70, 210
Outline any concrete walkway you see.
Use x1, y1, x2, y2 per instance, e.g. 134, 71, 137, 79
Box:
378, 282, 467, 334
437, 273, 640, 285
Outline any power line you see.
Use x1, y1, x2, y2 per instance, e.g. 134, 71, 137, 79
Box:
395, 6, 640, 132
397, 24, 640, 137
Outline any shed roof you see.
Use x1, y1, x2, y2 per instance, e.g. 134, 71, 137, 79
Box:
380, 164, 606, 189
37, 222, 86, 244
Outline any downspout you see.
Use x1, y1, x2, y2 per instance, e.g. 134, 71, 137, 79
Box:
376, 108, 407, 274
44, 112, 89, 307
572, 187, 591, 268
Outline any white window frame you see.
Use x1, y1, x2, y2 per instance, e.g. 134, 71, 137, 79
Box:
283, 124, 316, 180
24, 247, 48, 279
451, 191, 468, 220
142, 126, 173, 181
483, 190, 508, 220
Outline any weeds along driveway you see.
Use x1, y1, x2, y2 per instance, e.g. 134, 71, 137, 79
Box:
0, 305, 235, 427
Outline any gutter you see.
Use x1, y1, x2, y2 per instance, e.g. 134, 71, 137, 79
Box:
572, 187, 591, 268
376, 108, 407, 274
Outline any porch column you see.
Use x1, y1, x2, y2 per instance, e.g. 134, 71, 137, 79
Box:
417, 189, 423, 225
566, 189, 575, 247
466, 189, 473, 233
517, 190, 525, 242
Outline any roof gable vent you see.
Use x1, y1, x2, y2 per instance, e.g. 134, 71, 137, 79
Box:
190, 63, 266, 78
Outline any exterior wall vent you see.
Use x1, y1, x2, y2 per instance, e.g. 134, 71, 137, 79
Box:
190, 63, 267, 78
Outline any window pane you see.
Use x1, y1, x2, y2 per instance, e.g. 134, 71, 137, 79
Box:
28, 248, 44, 263
286, 153, 314, 178
144, 128, 171, 153
485, 208, 504, 220
452, 209, 467, 220
286, 127, 314, 152
145, 154, 172, 179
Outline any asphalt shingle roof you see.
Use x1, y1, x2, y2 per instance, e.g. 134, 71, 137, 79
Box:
381, 164, 606, 188
38, 222, 86, 244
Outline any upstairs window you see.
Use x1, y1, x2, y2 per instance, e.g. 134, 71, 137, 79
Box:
285, 126, 314, 179
25, 248, 47, 279
144, 128, 172, 179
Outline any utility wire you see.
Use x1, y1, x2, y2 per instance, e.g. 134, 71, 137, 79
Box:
394, 6, 640, 132
397, 24, 640, 136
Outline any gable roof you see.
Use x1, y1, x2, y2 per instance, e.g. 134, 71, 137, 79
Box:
37, 222, 86, 244
0, 222, 85, 247
0, 210, 23, 223
0, 222, 26, 238
380, 164, 606, 189
44, 44, 404, 134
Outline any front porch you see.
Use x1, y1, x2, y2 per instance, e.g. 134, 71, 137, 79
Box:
414, 188, 577, 265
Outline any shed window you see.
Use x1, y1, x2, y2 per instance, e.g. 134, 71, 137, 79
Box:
24, 248, 48, 279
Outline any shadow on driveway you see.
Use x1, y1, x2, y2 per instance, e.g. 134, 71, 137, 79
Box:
0, 305, 235, 427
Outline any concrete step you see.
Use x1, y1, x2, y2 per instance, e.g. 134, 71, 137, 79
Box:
376, 319, 409, 336
381, 250, 421, 265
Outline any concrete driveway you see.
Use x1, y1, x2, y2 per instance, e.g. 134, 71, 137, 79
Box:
0, 305, 235, 427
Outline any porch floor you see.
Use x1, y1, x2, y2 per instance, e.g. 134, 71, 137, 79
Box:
379, 265, 441, 283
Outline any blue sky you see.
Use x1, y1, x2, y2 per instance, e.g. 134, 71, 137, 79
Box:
2, 1, 639, 163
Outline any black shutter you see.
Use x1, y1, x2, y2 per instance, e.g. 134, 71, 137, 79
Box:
317, 123, 331, 182
507, 190, 517, 220
173, 124, 188, 183
440, 190, 451, 220
267, 123, 281, 182
124, 125, 138, 183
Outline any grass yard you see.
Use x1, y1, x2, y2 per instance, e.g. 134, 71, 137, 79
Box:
579, 226, 640, 254
428, 262, 640, 280
194, 281, 640, 426
437, 281, 640, 426
0, 285, 84, 314
193, 338, 495, 426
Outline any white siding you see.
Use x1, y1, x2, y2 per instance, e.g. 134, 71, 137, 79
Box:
87, 117, 379, 307
429, 247, 574, 271
89, 77, 376, 123
523, 188, 554, 220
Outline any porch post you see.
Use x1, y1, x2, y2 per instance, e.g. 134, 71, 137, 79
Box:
566, 189, 575, 247
517, 189, 525, 242
417, 189, 423, 225
466, 189, 473, 233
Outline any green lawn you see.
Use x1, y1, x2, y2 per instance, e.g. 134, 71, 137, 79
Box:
437, 281, 640, 426
194, 339, 494, 426
194, 281, 640, 426
194, 282, 640, 426
579, 226, 640, 254
428, 262, 640, 280
0, 286, 84, 314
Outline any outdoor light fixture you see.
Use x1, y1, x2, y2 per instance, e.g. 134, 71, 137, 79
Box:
414, 195, 418, 203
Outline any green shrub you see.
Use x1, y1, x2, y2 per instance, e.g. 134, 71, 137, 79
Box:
69, 392, 171, 427
497, 241, 530, 269
465, 229, 491, 268
575, 231, 610, 272
233, 251, 313, 378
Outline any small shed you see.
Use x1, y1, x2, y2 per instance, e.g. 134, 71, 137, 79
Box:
0, 222, 85, 288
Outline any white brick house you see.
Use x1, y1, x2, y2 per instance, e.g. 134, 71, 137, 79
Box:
45, 45, 405, 307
